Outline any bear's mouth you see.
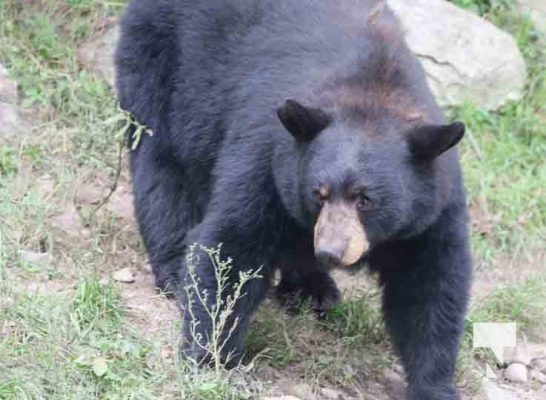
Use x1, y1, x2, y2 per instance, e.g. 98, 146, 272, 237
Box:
313, 201, 369, 268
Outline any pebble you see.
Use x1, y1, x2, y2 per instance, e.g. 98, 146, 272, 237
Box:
529, 368, 546, 384
320, 388, 342, 399
289, 383, 316, 400
113, 267, 136, 283
504, 363, 528, 383
19, 250, 53, 266
531, 358, 546, 373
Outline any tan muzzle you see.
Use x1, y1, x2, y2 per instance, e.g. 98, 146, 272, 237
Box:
313, 201, 369, 267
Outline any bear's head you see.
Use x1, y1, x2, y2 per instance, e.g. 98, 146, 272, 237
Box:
277, 99, 465, 268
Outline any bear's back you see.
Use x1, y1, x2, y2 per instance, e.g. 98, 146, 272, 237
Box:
118, 0, 446, 200
173, 0, 434, 135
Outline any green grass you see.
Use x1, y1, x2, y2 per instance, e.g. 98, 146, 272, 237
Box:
468, 275, 546, 336
0, 275, 260, 399
452, 2, 546, 267
449, 0, 515, 16
246, 297, 394, 390
0, 0, 545, 398
456, 274, 546, 390
0, 278, 156, 399
325, 288, 385, 343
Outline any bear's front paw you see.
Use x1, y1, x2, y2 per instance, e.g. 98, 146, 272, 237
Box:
180, 340, 243, 369
181, 342, 212, 367
406, 383, 459, 400
155, 274, 179, 299
276, 270, 340, 318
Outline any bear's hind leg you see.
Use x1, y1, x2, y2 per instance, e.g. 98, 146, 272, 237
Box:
131, 149, 194, 298
276, 238, 340, 318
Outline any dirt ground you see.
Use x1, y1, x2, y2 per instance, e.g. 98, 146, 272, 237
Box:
63, 170, 546, 400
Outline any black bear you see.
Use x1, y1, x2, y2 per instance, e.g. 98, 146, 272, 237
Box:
115, 1, 472, 399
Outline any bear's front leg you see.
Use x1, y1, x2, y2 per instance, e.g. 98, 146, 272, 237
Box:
179, 240, 273, 367
374, 207, 472, 400
178, 173, 289, 367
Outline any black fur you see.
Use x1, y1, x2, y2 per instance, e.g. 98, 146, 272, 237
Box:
116, 1, 471, 398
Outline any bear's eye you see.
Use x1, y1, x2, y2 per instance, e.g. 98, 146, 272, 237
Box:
357, 194, 374, 211
313, 188, 329, 204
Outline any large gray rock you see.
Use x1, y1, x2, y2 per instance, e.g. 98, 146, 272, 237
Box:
388, 0, 527, 110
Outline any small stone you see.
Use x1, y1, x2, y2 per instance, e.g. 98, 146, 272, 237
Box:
289, 383, 315, 400
113, 267, 136, 283
320, 388, 342, 399
19, 250, 53, 266
532, 358, 546, 373
529, 369, 546, 384
142, 263, 153, 273
109, 188, 134, 221
504, 363, 528, 383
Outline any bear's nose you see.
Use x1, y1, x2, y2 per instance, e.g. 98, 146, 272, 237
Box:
315, 247, 343, 268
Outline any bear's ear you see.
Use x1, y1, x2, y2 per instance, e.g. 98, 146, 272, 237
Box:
277, 99, 330, 142
407, 122, 465, 160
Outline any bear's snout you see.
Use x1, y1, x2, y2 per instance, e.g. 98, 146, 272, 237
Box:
313, 201, 369, 268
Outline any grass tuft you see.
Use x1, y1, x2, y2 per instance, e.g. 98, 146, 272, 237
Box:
71, 277, 123, 332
